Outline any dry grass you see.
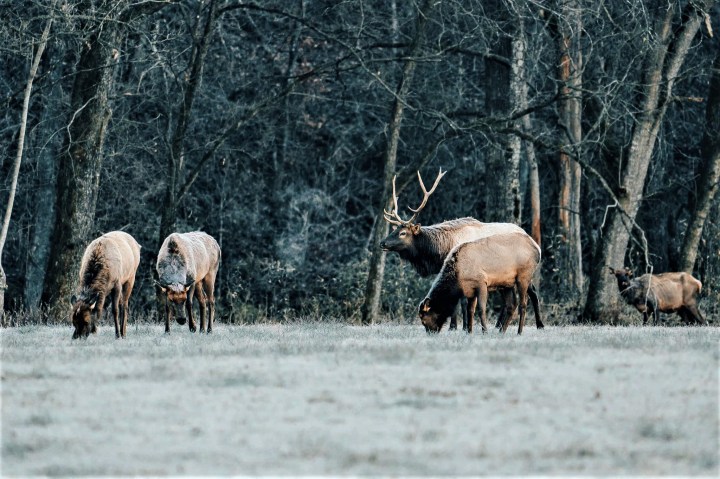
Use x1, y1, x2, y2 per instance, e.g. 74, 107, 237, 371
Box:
1, 323, 718, 476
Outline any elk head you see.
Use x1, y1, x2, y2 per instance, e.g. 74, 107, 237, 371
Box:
70, 293, 98, 339
609, 267, 633, 292
159, 281, 193, 325
379, 169, 446, 254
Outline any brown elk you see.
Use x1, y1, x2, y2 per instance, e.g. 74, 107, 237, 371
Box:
156, 232, 221, 334
71, 231, 141, 339
609, 267, 706, 325
380, 169, 542, 331
418, 232, 540, 334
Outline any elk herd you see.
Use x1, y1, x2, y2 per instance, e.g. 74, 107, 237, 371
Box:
69, 170, 706, 339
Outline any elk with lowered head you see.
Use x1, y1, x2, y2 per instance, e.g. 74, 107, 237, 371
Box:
70, 231, 141, 339
419, 232, 541, 334
157, 231, 221, 334
380, 169, 542, 330
609, 267, 706, 325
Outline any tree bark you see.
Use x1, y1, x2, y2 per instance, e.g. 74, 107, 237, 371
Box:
680, 49, 720, 273
484, 31, 521, 224
361, 0, 435, 325
1, 11, 53, 322
158, 0, 219, 244
43, 1, 174, 318
583, 0, 714, 322
555, 0, 584, 299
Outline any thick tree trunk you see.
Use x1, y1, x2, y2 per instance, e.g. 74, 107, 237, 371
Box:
361, 0, 435, 325
555, 0, 584, 299
41, 16, 120, 318
484, 33, 520, 224
680, 49, 720, 273
583, 1, 713, 322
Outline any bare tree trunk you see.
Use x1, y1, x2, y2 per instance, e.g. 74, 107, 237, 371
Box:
158, 0, 219, 244
1, 11, 53, 322
680, 49, 720, 273
511, 6, 542, 255
361, 0, 435, 325
43, 1, 173, 319
583, 0, 713, 322
41, 15, 120, 318
484, 31, 521, 224
555, 0, 584, 299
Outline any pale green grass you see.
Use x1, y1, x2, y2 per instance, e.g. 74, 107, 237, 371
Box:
1, 323, 718, 476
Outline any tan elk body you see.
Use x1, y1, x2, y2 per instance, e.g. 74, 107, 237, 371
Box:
419, 232, 540, 334
71, 231, 141, 339
157, 232, 221, 333
610, 267, 705, 324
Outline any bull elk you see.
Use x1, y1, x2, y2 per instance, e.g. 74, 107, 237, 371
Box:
70, 231, 141, 339
609, 267, 706, 325
380, 169, 542, 331
156, 232, 221, 334
419, 232, 541, 334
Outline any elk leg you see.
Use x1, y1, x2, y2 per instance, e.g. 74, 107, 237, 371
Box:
477, 285, 489, 334
517, 282, 529, 335
186, 284, 197, 333
684, 304, 706, 325
121, 279, 135, 338
111, 285, 122, 339
196, 286, 207, 333
448, 301, 459, 331
528, 283, 543, 329
94, 293, 106, 335
203, 276, 216, 333
466, 295, 477, 334
165, 298, 171, 333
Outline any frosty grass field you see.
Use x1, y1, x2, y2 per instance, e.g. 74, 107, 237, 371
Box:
1, 322, 718, 476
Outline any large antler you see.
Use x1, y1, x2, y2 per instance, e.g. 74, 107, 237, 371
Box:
383, 168, 446, 226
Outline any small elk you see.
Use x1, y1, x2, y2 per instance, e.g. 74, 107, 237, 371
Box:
156, 232, 221, 334
609, 267, 706, 325
71, 231, 141, 339
418, 232, 541, 334
380, 169, 542, 331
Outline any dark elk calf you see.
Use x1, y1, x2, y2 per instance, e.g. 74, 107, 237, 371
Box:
156, 232, 221, 334
610, 267, 706, 325
71, 231, 141, 339
380, 169, 542, 330
419, 232, 541, 335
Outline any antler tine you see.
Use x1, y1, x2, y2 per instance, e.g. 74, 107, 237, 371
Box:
407, 168, 447, 219
382, 175, 406, 226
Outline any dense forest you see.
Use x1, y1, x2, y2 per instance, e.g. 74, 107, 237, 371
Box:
1, 0, 719, 326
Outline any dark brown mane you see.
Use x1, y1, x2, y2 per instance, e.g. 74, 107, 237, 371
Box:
80, 248, 110, 301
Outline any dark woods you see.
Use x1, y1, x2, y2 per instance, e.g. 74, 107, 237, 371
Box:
1, 0, 719, 325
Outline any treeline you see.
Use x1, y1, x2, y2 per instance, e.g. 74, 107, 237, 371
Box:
1, 0, 718, 325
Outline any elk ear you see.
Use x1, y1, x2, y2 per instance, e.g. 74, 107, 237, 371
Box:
184, 285, 191, 292
89, 302, 96, 310
70, 294, 77, 305
160, 286, 167, 293
410, 224, 421, 235
420, 298, 431, 313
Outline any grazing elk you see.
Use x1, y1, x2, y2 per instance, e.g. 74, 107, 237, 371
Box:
609, 267, 706, 325
380, 169, 542, 331
71, 231, 141, 339
418, 232, 541, 335
157, 232, 221, 334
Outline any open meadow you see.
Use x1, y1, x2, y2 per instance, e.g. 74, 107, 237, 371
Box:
1, 322, 718, 476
